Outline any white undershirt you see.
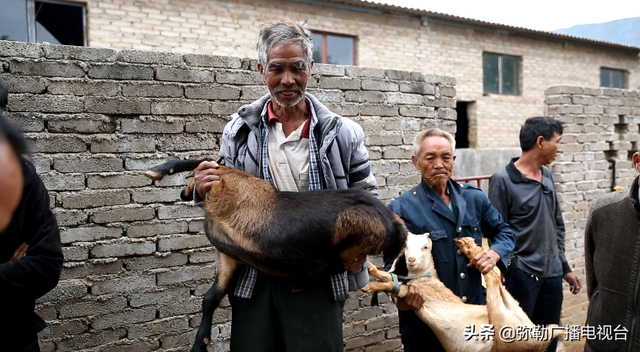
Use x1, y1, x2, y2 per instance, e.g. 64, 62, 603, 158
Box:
267, 120, 310, 192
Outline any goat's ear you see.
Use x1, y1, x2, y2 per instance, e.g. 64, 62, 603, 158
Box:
181, 178, 196, 201
388, 250, 403, 273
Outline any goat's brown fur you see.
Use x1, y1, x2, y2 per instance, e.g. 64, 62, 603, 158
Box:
145, 159, 407, 352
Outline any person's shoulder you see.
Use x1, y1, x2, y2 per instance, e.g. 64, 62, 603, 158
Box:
491, 167, 508, 179
590, 189, 628, 214
389, 185, 422, 205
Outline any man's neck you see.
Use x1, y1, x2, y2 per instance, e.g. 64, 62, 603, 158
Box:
428, 181, 450, 205
513, 152, 544, 182
271, 99, 310, 137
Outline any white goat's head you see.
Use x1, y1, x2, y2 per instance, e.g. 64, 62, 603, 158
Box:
403, 232, 434, 276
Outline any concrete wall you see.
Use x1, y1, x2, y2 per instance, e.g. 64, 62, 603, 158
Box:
0, 39, 455, 352
77, 0, 640, 149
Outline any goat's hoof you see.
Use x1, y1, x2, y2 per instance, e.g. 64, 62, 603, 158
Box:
144, 170, 162, 180
361, 284, 374, 293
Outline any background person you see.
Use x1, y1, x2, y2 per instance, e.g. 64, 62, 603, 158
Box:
488, 116, 582, 352
388, 128, 515, 352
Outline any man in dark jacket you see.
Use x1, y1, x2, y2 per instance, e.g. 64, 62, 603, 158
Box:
0, 90, 63, 351
584, 150, 640, 351
388, 128, 515, 352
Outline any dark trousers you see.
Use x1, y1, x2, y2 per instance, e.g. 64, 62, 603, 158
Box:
504, 267, 563, 352
401, 330, 446, 352
7, 333, 41, 352
229, 272, 345, 352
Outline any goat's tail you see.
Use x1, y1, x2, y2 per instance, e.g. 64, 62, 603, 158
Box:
144, 158, 213, 181
382, 213, 408, 265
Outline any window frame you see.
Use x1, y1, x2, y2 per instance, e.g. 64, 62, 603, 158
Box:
311, 30, 357, 66
3, 0, 87, 46
600, 67, 627, 89
482, 52, 521, 96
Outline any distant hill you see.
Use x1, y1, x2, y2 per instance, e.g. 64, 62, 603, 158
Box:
553, 17, 640, 47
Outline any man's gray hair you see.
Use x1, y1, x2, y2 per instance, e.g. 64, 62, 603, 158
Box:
412, 128, 456, 156
256, 19, 314, 74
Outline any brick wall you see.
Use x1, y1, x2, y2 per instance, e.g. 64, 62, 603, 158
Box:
544, 85, 640, 351
77, 0, 640, 149
0, 39, 455, 352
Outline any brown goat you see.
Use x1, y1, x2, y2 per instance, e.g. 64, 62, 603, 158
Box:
363, 234, 563, 352
145, 159, 407, 352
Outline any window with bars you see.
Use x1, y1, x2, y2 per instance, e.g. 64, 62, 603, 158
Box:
0, 0, 86, 46
600, 68, 626, 88
311, 31, 355, 66
483, 52, 520, 95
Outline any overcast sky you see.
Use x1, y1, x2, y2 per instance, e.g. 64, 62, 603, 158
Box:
374, 0, 640, 31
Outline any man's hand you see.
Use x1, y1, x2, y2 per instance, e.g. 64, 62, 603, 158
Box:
193, 160, 221, 199
564, 272, 582, 295
394, 285, 425, 311
467, 249, 500, 275
341, 256, 367, 272
11, 242, 28, 261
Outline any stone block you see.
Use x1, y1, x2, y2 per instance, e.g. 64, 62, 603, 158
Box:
10, 59, 85, 78
184, 54, 242, 69
57, 328, 127, 351
61, 189, 130, 209
188, 248, 216, 264
87, 173, 152, 189
9, 94, 83, 113
27, 135, 87, 153
47, 114, 117, 133
59, 296, 127, 319
319, 76, 361, 90
91, 275, 156, 295
156, 67, 216, 83
360, 105, 398, 117
158, 134, 218, 151
312, 64, 345, 76
400, 81, 436, 95
157, 234, 211, 251
48, 79, 119, 96
0, 40, 41, 58
2, 74, 46, 94
185, 116, 228, 133
101, 341, 160, 352
156, 264, 216, 285
88, 63, 154, 80
121, 82, 184, 98
362, 79, 399, 92
129, 287, 191, 308
60, 260, 123, 280
185, 84, 241, 100
128, 316, 190, 339
345, 66, 385, 78
120, 117, 184, 134
127, 221, 189, 238
157, 204, 204, 219
60, 226, 123, 244
62, 246, 90, 261
39, 173, 85, 191
158, 297, 203, 317
42, 43, 117, 61
117, 49, 183, 65
84, 97, 152, 115
215, 70, 262, 85
91, 206, 156, 224
91, 240, 156, 258
123, 252, 189, 271
37, 281, 87, 303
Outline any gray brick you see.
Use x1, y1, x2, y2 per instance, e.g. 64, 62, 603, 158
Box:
362, 79, 399, 92
59, 295, 127, 319
399, 105, 437, 118
27, 135, 87, 153
211, 101, 243, 115
185, 84, 241, 100
61, 189, 130, 209
346, 91, 385, 103
152, 99, 211, 115
91, 240, 156, 258
157, 234, 211, 251
127, 221, 189, 238
90, 135, 157, 153
48, 114, 116, 133
345, 66, 385, 78
2, 74, 46, 93
160, 329, 196, 349
10, 59, 85, 78
42, 43, 117, 62
319, 77, 360, 90
312, 64, 345, 76
157, 264, 215, 285
60, 259, 123, 280
400, 81, 436, 95
424, 74, 456, 86
307, 89, 342, 103
37, 281, 87, 303
87, 173, 152, 189
131, 188, 182, 203
48, 79, 118, 96
57, 329, 128, 351
188, 248, 216, 264
91, 206, 156, 224
101, 340, 160, 352
185, 116, 229, 133
9, 94, 83, 113
360, 105, 398, 117
158, 297, 203, 317
8, 112, 44, 132
84, 97, 151, 115
325, 102, 359, 116
158, 134, 218, 151
386, 92, 423, 105
215, 70, 262, 85
121, 117, 184, 134
62, 246, 90, 261
88, 63, 154, 80
129, 287, 190, 308
157, 204, 204, 219
241, 86, 269, 100
184, 54, 242, 68
54, 209, 86, 227
344, 331, 385, 349
123, 252, 188, 271
39, 172, 85, 191
60, 226, 123, 244
121, 82, 184, 98
128, 316, 190, 339
118, 49, 183, 65
0, 40, 41, 58
47, 320, 89, 337
91, 275, 156, 295
156, 67, 215, 83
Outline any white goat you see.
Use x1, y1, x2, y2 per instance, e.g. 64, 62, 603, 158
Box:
363, 233, 563, 352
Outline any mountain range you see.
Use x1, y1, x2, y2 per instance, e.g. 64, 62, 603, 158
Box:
553, 16, 640, 47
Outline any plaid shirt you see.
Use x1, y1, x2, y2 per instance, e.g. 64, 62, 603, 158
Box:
233, 98, 351, 301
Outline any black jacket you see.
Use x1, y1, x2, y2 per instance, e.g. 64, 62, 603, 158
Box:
585, 176, 640, 352
0, 158, 63, 339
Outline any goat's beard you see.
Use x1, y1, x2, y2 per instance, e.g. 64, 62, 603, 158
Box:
270, 85, 305, 107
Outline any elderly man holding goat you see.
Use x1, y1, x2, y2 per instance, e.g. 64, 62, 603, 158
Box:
192, 19, 377, 352
388, 128, 515, 352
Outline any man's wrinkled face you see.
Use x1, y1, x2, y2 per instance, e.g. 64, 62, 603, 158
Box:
0, 139, 23, 233
412, 136, 456, 189
258, 43, 311, 108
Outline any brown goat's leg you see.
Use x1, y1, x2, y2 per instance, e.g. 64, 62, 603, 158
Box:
367, 262, 393, 282
191, 252, 238, 352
